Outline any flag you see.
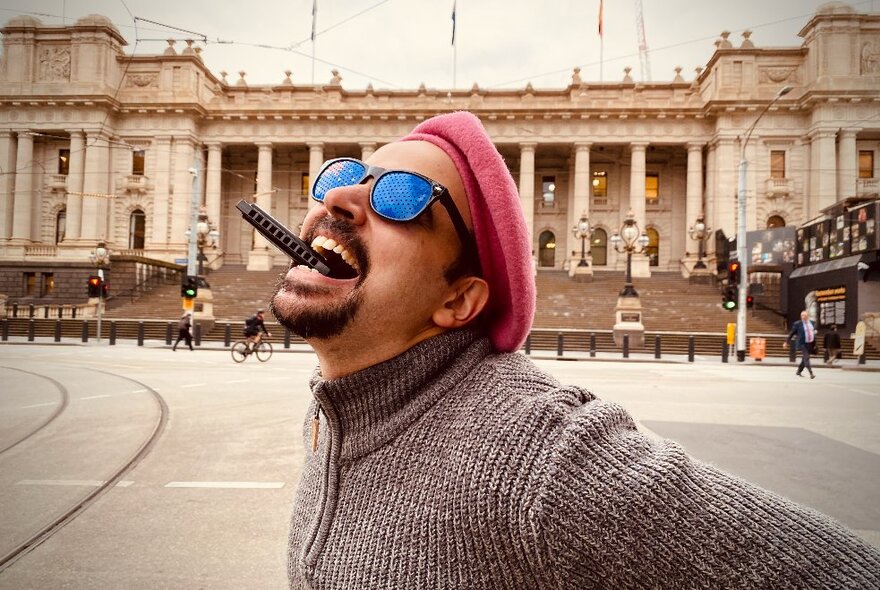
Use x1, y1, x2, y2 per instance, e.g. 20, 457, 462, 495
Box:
598, 0, 603, 37
311, 0, 317, 42
451, 0, 456, 46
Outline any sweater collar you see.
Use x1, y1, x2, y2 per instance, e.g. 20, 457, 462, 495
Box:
310, 329, 491, 461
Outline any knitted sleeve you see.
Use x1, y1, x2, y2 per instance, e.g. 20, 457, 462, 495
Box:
525, 393, 880, 589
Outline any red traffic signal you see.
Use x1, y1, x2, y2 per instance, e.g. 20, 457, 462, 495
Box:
727, 261, 741, 285
87, 275, 102, 298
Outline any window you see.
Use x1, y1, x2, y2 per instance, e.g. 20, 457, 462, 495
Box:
541, 176, 556, 207
770, 151, 786, 179
129, 209, 146, 249
302, 173, 310, 199
55, 209, 66, 244
859, 151, 874, 179
645, 172, 659, 205
58, 149, 70, 175
767, 215, 785, 229
24, 272, 36, 297
42, 273, 55, 297
591, 228, 607, 266
132, 149, 145, 176
538, 230, 556, 267
592, 171, 607, 205
645, 228, 660, 266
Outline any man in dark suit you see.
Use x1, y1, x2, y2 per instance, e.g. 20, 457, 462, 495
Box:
786, 309, 817, 378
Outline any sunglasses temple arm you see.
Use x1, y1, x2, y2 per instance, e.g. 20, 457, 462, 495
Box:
235, 200, 332, 276
438, 192, 480, 269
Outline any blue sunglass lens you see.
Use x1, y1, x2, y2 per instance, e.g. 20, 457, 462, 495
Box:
313, 160, 366, 201
371, 172, 433, 221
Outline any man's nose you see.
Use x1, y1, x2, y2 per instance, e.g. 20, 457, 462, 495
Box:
321, 182, 370, 225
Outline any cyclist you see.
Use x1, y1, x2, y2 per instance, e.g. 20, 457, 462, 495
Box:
244, 309, 271, 351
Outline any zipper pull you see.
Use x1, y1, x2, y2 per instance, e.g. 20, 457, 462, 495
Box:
311, 405, 321, 452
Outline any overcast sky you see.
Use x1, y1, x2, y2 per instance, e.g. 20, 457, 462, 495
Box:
4, 0, 878, 90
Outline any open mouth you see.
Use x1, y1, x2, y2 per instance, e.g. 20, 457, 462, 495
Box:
310, 235, 360, 280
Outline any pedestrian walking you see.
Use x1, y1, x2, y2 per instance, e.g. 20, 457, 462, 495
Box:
172, 311, 193, 351
824, 323, 842, 366
271, 111, 878, 588
785, 309, 816, 378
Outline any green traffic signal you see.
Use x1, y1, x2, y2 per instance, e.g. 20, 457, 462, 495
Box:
181, 276, 198, 298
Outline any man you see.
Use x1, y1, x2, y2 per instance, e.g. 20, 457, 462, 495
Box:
786, 309, 817, 378
824, 323, 842, 366
271, 112, 879, 588
171, 311, 193, 351
244, 308, 271, 349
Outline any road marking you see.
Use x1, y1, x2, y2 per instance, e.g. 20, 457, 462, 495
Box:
17, 479, 135, 487
80, 394, 112, 400
827, 383, 879, 398
20, 402, 57, 409
165, 481, 285, 489
180, 383, 206, 388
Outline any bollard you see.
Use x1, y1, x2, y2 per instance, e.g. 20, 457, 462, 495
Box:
28, 319, 35, 342
823, 347, 829, 363
589, 333, 596, 358
623, 335, 629, 358
789, 342, 796, 363
1, 319, 8, 341
721, 340, 728, 363
110, 322, 117, 345
194, 323, 202, 347
688, 336, 695, 362
859, 353, 866, 365
166, 323, 173, 345
557, 333, 564, 357
54, 320, 62, 342
284, 328, 291, 349
654, 335, 661, 359
11, 303, 18, 318
81, 320, 89, 342
524, 335, 531, 355
224, 323, 232, 347
137, 321, 144, 346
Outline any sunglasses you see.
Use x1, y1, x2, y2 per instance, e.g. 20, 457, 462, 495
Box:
311, 158, 475, 255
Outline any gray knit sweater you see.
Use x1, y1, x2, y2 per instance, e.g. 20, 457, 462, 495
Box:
288, 329, 880, 589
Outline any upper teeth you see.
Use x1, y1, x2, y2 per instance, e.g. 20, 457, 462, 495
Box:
311, 235, 358, 270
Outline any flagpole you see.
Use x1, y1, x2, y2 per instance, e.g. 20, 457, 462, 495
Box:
598, 0, 604, 82
451, 0, 457, 89
311, 0, 317, 85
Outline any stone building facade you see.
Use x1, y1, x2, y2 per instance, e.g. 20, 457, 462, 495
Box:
0, 2, 878, 303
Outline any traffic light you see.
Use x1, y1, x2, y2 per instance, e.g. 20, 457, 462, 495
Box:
101, 282, 110, 299
87, 275, 102, 298
746, 294, 755, 309
181, 275, 198, 299
727, 260, 741, 286
722, 286, 738, 311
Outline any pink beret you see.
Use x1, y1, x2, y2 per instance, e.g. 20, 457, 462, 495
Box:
402, 111, 535, 352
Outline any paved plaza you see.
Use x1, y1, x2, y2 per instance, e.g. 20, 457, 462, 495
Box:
1, 341, 878, 588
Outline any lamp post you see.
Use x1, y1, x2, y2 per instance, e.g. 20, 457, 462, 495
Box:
610, 210, 649, 297
735, 84, 793, 361
89, 241, 110, 343
185, 207, 220, 276
688, 215, 710, 270
572, 214, 590, 267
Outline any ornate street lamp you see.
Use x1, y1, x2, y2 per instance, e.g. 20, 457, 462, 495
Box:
89, 241, 110, 342
572, 214, 591, 268
185, 207, 220, 276
610, 210, 649, 298
688, 215, 711, 270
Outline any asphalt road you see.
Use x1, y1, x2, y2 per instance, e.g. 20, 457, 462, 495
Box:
1, 342, 878, 588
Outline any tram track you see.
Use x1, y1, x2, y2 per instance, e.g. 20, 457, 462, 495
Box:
0, 367, 69, 456
0, 368, 169, 572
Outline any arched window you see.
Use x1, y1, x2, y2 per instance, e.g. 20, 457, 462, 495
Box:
767, 215, 785, 229
591, 228, 607, 266
645, 228, 660, 267
55, 208, 66, 244
129, 209, 146, 250
538, 230, 556, 267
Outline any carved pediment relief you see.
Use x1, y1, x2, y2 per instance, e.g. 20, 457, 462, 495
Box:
758, 66, 798, 84
38, 46, 71, 82
125, 72, 160, 88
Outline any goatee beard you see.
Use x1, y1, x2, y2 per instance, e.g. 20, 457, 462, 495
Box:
269, 275, 364, 340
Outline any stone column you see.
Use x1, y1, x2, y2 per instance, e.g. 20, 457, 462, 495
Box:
684, 142, 705, 272
307, 142, 324, 211
628, 142, 650, 278
569, 142, 592, 277
150, 135, 172, 249
713, 137, 737, 240
247, 141, 274, 270
838, 128, 859, 201
170, 137, 196, 249
360, 142, 377, 161
80, 133, 111, 242
63, 130, 86, 242
519, 143, 536, 253
809, 128, 838, 216
703, 143, 717, 258
0, 132, 16, 240
205, 142, 223, 239
11, 130, 34, 242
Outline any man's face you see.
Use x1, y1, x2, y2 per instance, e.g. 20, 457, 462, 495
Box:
801, 311, 808, 321
271, 140, 472, 351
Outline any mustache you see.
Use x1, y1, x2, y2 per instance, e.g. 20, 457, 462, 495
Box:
305, 215, 370, 277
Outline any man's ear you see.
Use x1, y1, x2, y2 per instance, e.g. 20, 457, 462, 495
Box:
432, 276, 489, 329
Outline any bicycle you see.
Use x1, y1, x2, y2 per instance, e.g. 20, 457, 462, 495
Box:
231, 338, 273, 363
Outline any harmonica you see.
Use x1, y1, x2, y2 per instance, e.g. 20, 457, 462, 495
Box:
236, 200, 331, 276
